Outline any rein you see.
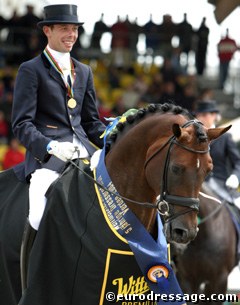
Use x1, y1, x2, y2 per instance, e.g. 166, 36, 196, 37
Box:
197, 202, 225, 225
69, 119, 210, 222
68, 159, 158, 209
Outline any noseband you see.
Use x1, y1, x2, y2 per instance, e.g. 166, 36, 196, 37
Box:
144, 119, 209, 222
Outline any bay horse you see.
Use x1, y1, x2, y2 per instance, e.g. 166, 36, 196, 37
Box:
0, 103, 229, 305
172, 183, 238, 305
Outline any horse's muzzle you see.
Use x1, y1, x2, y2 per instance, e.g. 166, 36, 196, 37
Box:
164, 222, 198, 244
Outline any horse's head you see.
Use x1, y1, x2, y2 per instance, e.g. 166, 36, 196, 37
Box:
144, 111, 230, 244
105, 104, 230, 245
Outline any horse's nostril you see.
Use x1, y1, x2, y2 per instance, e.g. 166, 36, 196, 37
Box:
172, 228, 188, 243
174, 228, 187, 237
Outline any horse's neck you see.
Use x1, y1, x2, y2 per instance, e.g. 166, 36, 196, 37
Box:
106, 151, 157, 232
105, 120, 160, 233
106, 118, 156, 191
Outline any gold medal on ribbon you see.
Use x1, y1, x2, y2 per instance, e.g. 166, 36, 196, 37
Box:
68, 98, 77, 109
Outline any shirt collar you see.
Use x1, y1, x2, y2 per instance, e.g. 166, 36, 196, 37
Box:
47, 45, 71, 71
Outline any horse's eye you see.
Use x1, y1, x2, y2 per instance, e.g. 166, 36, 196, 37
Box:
171, 164, 185, 175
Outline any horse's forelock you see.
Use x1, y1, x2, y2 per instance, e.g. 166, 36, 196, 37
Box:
195, 123, 208, 143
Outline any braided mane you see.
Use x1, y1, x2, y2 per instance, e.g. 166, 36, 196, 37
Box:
105, 103, 197, 153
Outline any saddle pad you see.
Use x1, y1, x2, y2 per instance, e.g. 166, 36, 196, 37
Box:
19, 160, 155, 305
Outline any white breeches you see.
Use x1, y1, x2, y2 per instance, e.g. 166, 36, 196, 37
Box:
28, 138, 89, 230
29, 169, 59, 230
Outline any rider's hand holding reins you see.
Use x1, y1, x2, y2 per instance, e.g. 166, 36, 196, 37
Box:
47, 141, 77, 162
226, 174, 239, 189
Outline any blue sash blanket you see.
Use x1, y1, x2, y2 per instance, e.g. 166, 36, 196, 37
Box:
95, 149, 185, 305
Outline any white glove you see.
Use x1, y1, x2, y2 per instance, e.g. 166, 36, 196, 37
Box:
225, 174, 239, 189
90, 149, 102, 171
47, 140, 78, 162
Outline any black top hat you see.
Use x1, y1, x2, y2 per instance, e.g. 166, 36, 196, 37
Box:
195, 100, 219, 114
37, 4, 84, 29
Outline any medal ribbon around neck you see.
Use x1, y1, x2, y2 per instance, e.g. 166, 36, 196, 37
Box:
44, 47, 76, 100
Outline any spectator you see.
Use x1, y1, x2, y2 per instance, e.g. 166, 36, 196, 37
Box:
26, 31, 42, 59
139, 72, 163, 104
0, 90, 14, 124
109, 15, 131, 68
20, 4, 41, 30
143, 14, 160, 55
5, 10, 23, 50
19, 4, 42, 60
217, 28, 238, 89
111, 93, 126, 117
159, 80, 179, 104
198, 87, 215, 102
0, 79, 5, 100
2, 138, 25, 169
0, 14, 6, 29
195, 17, 209, 75
90, 13, 109, 50
178, 83, 197, 112
97, 100, 114, 125
110, 16, 130, 49
0, 13, 7, 41
133, 74, 149, 96
0, 110, 9, 144
121, 82, 141, 109
177, 13, 194, 71
1, 65, 15, 91
158, 14, 177, 58
108, 66, 121, 88
124, 16, 142, 61
160, 57, 179, 83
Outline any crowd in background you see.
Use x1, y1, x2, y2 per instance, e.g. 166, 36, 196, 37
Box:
0, 6, 211, 72
0, 5, 238, 170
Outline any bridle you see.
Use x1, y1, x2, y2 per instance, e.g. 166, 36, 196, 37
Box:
69, 119, 210, 222
144, 119, 210, 222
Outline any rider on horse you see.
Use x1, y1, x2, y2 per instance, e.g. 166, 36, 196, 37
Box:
11, 2, 106, 293
194, 100, 240, 209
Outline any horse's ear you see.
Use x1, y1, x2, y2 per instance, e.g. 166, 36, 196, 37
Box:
172, 123, 182, 138
207, 125, 232, 141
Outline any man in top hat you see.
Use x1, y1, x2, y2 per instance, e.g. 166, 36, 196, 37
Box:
11, 2, 106, 292
194, 100, 240, 209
